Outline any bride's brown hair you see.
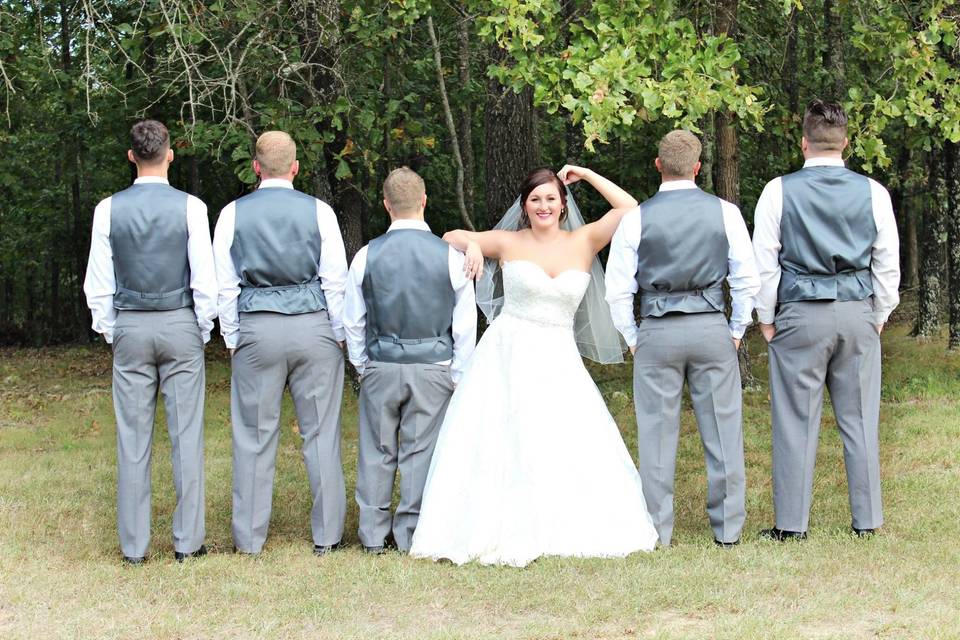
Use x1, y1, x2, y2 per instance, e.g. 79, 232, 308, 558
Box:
516, 168, 568, 230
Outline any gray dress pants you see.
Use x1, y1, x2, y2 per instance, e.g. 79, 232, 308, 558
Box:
355, 362, 454, 551
231, 310, 345, 553
632, 312, 745, 545
767, 299, 883, 532
112, 307, 206, 558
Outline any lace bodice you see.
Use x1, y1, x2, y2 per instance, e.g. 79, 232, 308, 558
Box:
498, 260, 590, 328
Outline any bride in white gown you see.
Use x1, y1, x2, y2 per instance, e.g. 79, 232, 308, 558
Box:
409, 166, 659, 566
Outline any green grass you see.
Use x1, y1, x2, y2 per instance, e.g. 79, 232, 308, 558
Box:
1, 318, 959, 639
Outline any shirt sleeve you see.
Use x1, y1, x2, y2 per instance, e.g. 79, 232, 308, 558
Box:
83, 198, 117, 343
212, 202, 241, 349
868, 178, 901, 324
343, 246, 369, 374
185, 195, 217, 343
316, 200, 348, 342
751, 178, 783, 325
721, 201, 761, 339
604, 207, 642, 347
448, 247, 478, 384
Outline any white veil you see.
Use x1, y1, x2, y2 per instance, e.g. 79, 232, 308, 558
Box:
476, 187, 627, 364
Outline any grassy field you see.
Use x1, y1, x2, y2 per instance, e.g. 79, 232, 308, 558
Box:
1, 314, 958, 639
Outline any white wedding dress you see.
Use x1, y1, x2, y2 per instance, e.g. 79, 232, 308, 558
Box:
409, 260, 659, 567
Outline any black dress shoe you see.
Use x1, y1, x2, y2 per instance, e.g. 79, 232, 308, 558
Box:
313, 541, 344, 556
175, 544, 208, 562
714, 538, 740, 548
123, 555, 145, 565
759, 527, 807, 541
852, 527, 876, 537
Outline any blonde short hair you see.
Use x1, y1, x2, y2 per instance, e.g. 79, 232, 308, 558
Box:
383, 167, 425, 214
658, 130, 702, 178
255, 131, 297, 178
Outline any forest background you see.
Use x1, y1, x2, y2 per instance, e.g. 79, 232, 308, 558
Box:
0, 0, 959, 352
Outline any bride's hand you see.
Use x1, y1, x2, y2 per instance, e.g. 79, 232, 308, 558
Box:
558, 164, 592, 185
464, 241, 484, 281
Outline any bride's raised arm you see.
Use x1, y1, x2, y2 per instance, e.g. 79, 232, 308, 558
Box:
558, 165, 638, 254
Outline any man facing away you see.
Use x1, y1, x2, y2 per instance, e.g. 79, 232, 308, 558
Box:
84, 119, 217, 564
344, 167, 477, 553
753, 99, 900, 541
605, 130, 761, 548
213, 131, 349, 555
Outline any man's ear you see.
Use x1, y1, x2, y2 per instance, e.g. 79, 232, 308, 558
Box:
800, 136, 808, 153
291, 160, 300, 177
842, 136, 849, 151
252, 159, 261, 177
422, 193, 428, 210
383, 198, 395, 220
127, 149, 137, 165
654, 157, 663, 174
167, 148, 174, 164
692, 160, 701, 177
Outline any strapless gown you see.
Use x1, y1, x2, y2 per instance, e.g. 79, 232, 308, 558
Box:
409, 260, 658, 566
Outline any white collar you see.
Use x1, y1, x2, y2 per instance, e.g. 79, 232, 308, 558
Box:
259, 178, 295, 189
133, 176, 169, 185
387, 219, 431, 232
803, 157, 845, 168
658, 180, 698, 192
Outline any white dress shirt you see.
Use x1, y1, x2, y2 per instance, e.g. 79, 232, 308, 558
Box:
343, 219, 477, 384
83, 176, 218, 344
212, 178, 348, 348
752, 157, 901, 325
605, 180, 761, 346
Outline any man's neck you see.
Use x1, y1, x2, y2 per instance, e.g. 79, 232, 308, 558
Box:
660, 174, 695, 184
136, 165, 168, 179
390, 213, 425, 222
260, 174, 295, 183
803, 150, 843, 161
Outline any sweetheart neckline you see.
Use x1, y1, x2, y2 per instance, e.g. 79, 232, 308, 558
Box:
502, 259, 591, 280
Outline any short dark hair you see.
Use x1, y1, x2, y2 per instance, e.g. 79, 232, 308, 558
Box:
130, 120, 170, 164
803, 99, 847, 152
517, 168, 567, 230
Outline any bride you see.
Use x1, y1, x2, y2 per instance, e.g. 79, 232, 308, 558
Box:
408, 165, 659, 566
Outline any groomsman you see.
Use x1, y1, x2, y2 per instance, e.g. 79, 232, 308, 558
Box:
344, 167, 476, 553
753, 100, 900, 540
84, 119, 217, 564
606, 130, 760, 547
213, 131, 348, 555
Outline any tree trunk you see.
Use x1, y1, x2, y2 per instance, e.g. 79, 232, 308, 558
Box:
915, 150, 947, 337
784, 7, 800, 114
457, 4, 476, 223
823, 0, 846, 100
483, 45, 540, 227
712, 0, 753, 386
945, 141, 960, 349
427, 15, 474, 231
699, 115, 714, 194
302, 0, 365, 260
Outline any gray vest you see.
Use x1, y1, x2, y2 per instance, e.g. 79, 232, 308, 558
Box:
230, 187, 328, 314
778, 166, 876, 303
361, 229, 455, 364
634, 188, 729, 318
110, 183, 194, 311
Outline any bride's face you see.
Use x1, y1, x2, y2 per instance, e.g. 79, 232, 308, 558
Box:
524, 183, 564, 230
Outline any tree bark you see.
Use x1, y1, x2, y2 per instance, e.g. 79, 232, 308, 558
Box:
784, 7, 800, 114
302, 0, 364, 259
712, 0, 753, 386
915, 150, 947, 337
456, 4, 476, 223
823, 0, 846, 100
945, 140, 960, 349
483, 45, 540, 227
699, 115, 715, 194
427, 15, 474, 231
